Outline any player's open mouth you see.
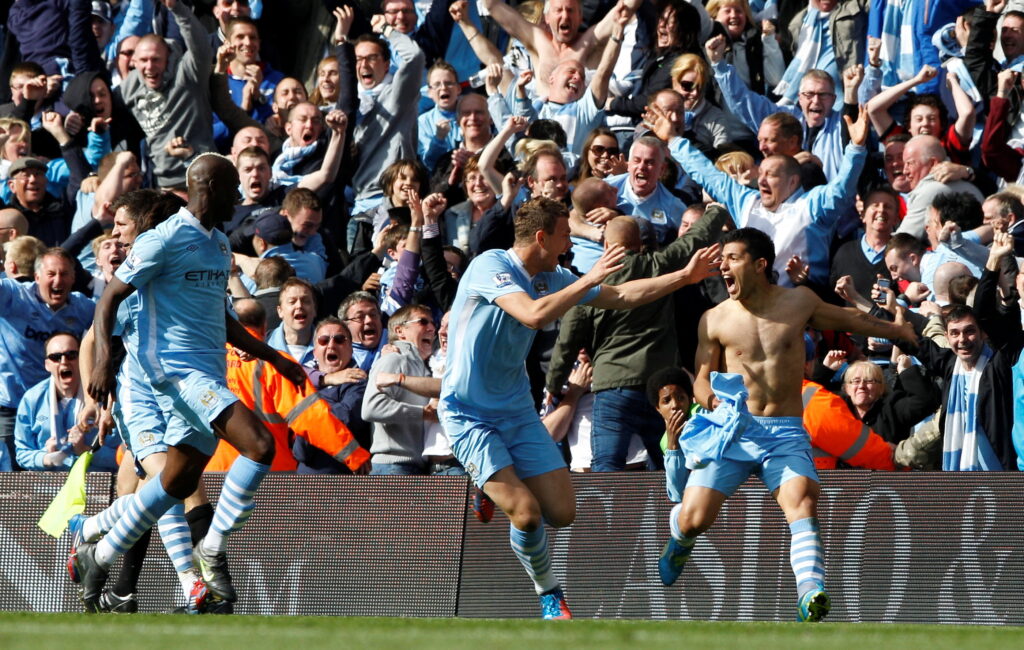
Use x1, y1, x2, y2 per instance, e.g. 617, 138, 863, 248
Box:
723, 275, 736, 292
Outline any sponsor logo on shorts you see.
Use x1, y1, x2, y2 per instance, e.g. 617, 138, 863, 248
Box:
199, 390, 217, 407
493, 272, 513, 288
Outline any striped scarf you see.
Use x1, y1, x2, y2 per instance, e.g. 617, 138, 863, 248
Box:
879, 0, 918, 88
774, 8, 826, 106
271, 139, 319, 186
942, 345, 1002, 471
932, 24, 983, 106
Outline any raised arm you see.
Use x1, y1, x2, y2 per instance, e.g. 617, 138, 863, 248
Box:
808, 290, 915, 344
479, 115, 527, 194
224, 312, 306, 387
450, 0, 504, 67
298, 111, 347, 192
865, 66, 936, 137
588, 244, 721, 310
481, 0, 543, 50
494, 245, 627, 329
589, 4, 628, 107
947, 72, 977, 149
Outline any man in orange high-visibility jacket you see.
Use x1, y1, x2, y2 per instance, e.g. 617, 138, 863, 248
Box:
207, 299, 371, 473
801, 379, 896, 471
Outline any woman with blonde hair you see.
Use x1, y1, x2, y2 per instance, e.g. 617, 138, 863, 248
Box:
667, 54, 730, 150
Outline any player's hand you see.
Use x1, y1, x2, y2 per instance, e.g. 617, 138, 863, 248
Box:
823, 349, 847, 371
681, 243, 723, 286
273, 355, 308, 388
88, 357, 117, 406
583, 243, 626, 286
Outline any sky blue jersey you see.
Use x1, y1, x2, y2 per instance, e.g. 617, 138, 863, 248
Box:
0, 280, 94, 408
441, 249, 600, 417
114, 208, 233, 381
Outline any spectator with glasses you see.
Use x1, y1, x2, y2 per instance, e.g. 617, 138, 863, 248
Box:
575, 127, 626, 182
828, 357, 941, 446
362, 303, 441, 475
14, 332, 120, 472
340, 291, 388, 372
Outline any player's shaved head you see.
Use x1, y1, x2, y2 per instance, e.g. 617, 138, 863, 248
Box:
604, 216, 641, 253
186, 153, 241, 222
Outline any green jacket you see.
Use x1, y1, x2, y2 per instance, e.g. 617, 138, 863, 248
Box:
545, 204, 731, 394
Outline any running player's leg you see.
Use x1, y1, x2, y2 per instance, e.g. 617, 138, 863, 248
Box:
193, 402, 274, 602
659, 454, 750, 587
761, 421, 827, 622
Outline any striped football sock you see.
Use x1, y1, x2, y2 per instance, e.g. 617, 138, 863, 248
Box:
202, 455, 269, 555
790, 517, 826, 598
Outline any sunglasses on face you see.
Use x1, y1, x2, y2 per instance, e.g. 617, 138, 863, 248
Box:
316, 333, 350, 346
47, 350, 79, 362
399, 317, 433, 327
590, 144, 620, 157
677, 80, 699, 93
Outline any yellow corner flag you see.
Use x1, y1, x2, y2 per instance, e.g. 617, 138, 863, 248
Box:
38, 451, 93, 538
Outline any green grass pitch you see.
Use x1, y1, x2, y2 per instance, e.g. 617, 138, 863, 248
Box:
1, 613, 1022, 649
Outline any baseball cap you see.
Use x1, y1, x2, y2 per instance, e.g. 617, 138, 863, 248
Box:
8, 157, 47, 176
91, 1, 113, 24
254, 212, 292, 245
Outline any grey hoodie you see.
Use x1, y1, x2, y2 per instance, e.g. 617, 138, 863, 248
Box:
120, 2, 214, 188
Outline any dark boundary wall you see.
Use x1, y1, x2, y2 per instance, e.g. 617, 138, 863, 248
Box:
1, 472, 1023, 623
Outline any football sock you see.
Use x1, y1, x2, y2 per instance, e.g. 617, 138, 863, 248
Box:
110, 528, 151, 597
157, 504, 194, 573
95, 474, 181, 568
668, 502, 697, 556
202, 456, 269, 554
185, 503, 214, 546
790, 517, 825, 598
84, 494, 134, 541
509, 523, 559, 595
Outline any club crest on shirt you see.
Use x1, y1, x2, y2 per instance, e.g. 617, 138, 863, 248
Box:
220, 244, 229, 255
534, 280, 549, 295
651, 210, 668, 225
493, 272, 513, 288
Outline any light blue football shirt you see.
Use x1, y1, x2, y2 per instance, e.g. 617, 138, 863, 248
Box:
441, 248, 600, 418
115, 208, 233, 381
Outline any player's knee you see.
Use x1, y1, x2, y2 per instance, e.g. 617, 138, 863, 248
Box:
507, 499, 544, 531
679, 504, 714, 538
243, 429, 275, 465
545, 502, 576, 529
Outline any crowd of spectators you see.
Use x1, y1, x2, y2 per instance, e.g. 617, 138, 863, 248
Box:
1, 0, 1024, 477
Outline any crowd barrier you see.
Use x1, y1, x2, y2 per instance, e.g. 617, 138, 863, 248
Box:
1, 471, 1021, 624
